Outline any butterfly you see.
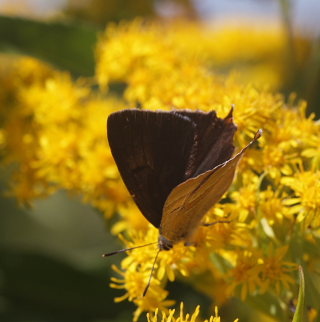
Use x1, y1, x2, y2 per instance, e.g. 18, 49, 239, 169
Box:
104, 107, 262, 294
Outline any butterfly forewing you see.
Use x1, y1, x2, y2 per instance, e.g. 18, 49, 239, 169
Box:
107, 109, 197, 227
160, 130, 262, 243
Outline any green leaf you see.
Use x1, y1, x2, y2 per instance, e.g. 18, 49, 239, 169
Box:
292, 266, 305, 322
0, 15, 99, 76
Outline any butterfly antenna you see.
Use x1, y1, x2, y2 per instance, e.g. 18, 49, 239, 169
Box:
253, 129, 263, 141
240, 129, 263, 154
102, 242, 158, 257
143, 248, 161, 297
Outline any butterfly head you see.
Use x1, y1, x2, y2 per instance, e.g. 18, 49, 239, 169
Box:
158, 235, 174, 251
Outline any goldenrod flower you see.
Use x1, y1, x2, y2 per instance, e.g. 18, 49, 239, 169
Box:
111, 263, 175, 321
258, 246, 296, 294
96, 29, 309, 309
282, 170, 320, 227
147, 302, 238, 322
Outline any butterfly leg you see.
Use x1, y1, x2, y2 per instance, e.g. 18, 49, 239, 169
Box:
202, 220, 231, 227
184, 241, 197, 247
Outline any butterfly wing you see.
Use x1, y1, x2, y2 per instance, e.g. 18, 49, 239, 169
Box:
107, 109, 197, 228
160, 130, 262, 242
176, 108, 237, 179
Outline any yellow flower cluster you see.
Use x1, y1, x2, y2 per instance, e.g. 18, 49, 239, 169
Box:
147, 302, 238, 322
0, 56, 128, 216
96, 20, 310, 96
95, 20, 319, 320
1, 20, 319, 321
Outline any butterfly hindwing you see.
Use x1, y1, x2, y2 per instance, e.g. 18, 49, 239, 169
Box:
160, 130, 262, 242
107, 109, 197, 228
176, 108, 237, 179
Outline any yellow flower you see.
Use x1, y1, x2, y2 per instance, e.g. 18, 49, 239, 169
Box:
258, 246, 296, 294
227, 249, 263, 300
111, 264, 175, 322
147, 302, 238, 322
282, 170, 320, 227
301, 133, 320, 170
228, 246, 296, 300
109, 229, 176, 321
97, 20, 311, 95
111, 202, 151, 235
226, 173, 261, 222
0, 56, 129, 214
258, 187, 291, 225
308, 307, 318, 322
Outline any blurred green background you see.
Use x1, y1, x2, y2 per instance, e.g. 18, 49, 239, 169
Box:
0, 0, 319, 321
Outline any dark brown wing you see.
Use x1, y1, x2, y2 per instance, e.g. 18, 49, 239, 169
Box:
175, 108, 237, 178
107, 109, 196, 228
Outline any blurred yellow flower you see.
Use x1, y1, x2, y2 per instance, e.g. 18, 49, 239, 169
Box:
0, 56, 129, 214
258, 246, 296, 294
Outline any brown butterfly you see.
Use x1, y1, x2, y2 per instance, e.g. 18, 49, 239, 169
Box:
104, 107, 262, 294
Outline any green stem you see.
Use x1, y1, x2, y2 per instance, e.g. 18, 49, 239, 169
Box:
278, 0, 296, 92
